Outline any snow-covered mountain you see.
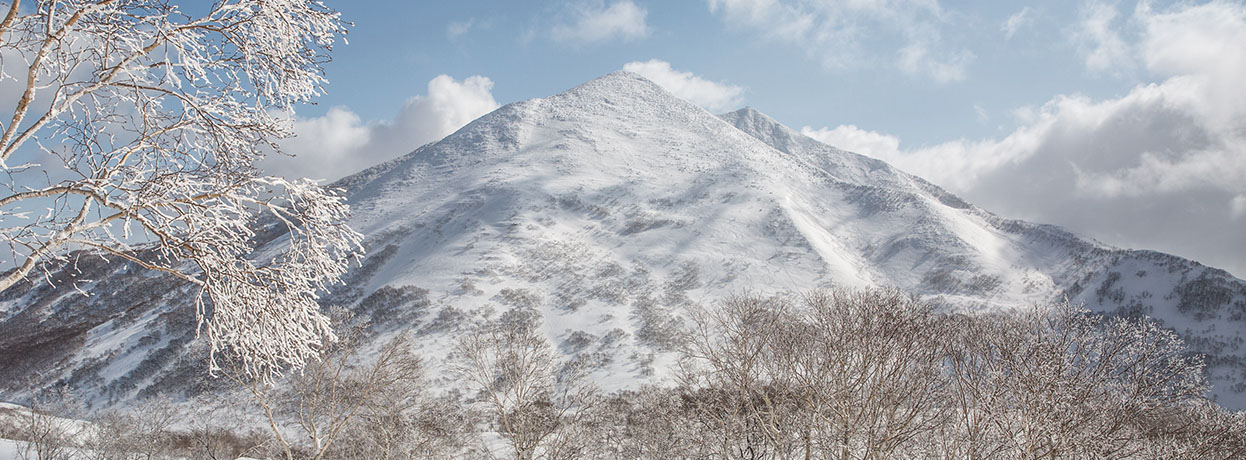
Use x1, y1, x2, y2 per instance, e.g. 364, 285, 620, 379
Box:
3, 71, 1245, 409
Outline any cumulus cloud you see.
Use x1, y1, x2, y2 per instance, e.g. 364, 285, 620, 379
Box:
551, 0, 649, 44
707, 0, 974, 82
801, 1, 1246, 277
261, 75, 499, 182
622, 60, 745, 112
803, 121, 1033, 192
801, 125, 901, 159
1002, 6, 1033, 39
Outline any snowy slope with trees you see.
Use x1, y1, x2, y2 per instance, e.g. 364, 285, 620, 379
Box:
3, 71, 1245, 411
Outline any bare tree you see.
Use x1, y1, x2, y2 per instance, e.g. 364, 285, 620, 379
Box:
0, 0, 360, 378
680, 290, 948, 460
327, 369, 426, 460
16, 387, 82, 460
940, 302, 1215, 459
587, 387, 715, 460
1132, 399, 1246, 459
451, 315, 598, 460
177, 402, 269, 460
329, 358, 480, 460
84, 396, 179, 460
335, 392, 483, 460
797, 290, 946, 460
228, 311, 422, 460
681, 294, 800, 459
935, 312, 1014, 460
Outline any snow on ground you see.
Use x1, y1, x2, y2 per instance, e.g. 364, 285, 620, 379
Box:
0, 402, 96, 460
0, 438, 19, 460
4, 71, 1246, 411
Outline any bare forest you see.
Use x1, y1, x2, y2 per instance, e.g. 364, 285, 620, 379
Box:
6, 289, 1244, 460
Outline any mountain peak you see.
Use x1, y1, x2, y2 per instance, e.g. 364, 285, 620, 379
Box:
541, 70, 707, 118
595, 70, 656, 86
555, 71, 667, 101
8, 72, 1246, 412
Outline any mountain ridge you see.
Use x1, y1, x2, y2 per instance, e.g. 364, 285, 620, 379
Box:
2, 71, 1245, 410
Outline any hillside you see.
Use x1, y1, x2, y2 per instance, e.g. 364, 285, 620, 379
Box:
2, 71, 1244, 410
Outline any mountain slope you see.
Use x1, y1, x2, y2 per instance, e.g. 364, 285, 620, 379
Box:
721, 106, 1246, 404
3, 71, 1245, 409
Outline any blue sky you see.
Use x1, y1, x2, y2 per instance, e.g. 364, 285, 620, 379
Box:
308, 0, 1121, 144
267, 0, 1246, 277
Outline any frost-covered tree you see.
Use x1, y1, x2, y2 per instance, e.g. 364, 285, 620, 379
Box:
0, 0, 359, 378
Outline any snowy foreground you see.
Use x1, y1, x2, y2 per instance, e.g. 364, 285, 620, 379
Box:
0, 439, 17, 460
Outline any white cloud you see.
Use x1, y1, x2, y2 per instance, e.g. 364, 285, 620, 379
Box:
622, 60, 745, 112
1138, 0, 1246, 128
803, 121, 1036, 192
1073, 2, 1134, 74
707, 0, 973, 82
707, 0, 820, 49
1002, 6, 1033, 39
551, 0, 649, 44
800, 1, 1246, 277
800, 124, 901, 158
261, 75, 499, 182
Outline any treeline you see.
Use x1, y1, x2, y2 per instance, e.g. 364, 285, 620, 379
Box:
7, 289, 1245, 459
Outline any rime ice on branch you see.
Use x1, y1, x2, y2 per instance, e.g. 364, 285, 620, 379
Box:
0, 0, 361, 379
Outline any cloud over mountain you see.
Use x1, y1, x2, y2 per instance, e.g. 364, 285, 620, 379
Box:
262, 75, 499, 182
622, 60, 744, 112
11, 72, 1246, 412
801, 1, 1246, 277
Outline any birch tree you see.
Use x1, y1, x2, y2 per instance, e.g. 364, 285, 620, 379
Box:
0, 0, 359, 378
